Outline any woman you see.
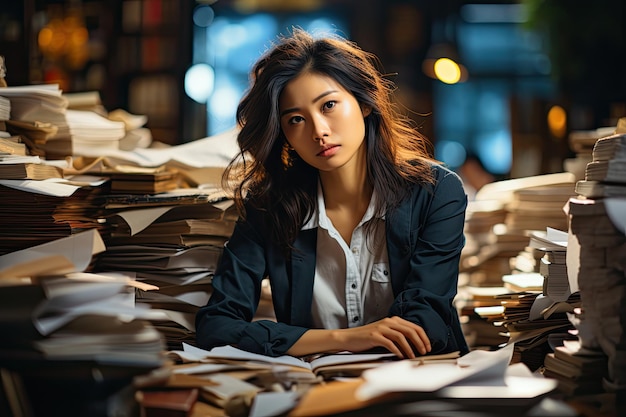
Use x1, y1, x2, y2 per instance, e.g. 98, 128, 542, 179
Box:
195, 28, 469, 359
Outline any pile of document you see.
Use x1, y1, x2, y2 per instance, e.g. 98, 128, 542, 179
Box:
460, 172, 576, 288
95, 191, 237, 350
144, 343, 569, 417
0, 229, 169, 416
567, 195, 626, 394
457, 173, 579, 355
575, 132, 626, 197
0, 94, 9, 136
65, 109, 126, 156
0, 179, 107, 256
0, 84, 71, 158
543, 339, 609, 396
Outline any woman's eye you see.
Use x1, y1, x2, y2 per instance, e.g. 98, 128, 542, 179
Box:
323, 101, 336, 111
288, 115, 304, 125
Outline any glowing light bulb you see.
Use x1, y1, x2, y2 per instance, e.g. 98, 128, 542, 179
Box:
434, 57, 461, 84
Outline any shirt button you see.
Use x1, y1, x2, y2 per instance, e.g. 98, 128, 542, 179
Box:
353, 316, 359, 322
383, 270, 388, 276
351, 247, 358, 254
351, 283, 357, 289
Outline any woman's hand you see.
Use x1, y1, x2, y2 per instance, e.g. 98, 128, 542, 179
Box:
335, 316, 431, 358
287, 316, 431, 358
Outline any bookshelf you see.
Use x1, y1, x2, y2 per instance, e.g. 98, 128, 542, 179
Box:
1, 0, 199, 145
109, 0, 196, 145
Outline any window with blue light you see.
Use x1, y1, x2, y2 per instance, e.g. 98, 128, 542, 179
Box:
433, 8, 555, 177
187, 6, 347, 136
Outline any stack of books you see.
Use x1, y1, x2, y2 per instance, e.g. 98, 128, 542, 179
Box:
0, 155, 64, 180
565, 127, 614, 180
460, 173, 576, 288
95, 192, 238, 350
543, 339, 609, 396
567, 196, 626, 393
108, 168, 180, 194
575, 132, 626, 198
505, 183, 576, 233
455, 284, 512, 349
0, 135, 28, 156
0, 229, 165, 417
65, 109, 127, 156
0, 84, 71, 158
0, 180, 108, 256
0, 94, 9, 137
457, 174, 577, 350
472, 228, 581, 371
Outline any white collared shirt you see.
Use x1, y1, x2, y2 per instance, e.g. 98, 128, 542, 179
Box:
303, 183, 393, 329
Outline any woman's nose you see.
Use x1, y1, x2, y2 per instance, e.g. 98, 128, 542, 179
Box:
311, 114, 330, 142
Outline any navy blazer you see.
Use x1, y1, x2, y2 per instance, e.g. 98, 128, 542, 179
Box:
195, 164, 469, 357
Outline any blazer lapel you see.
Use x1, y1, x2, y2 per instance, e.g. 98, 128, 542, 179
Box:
289, 228, 317, 326
386, 198, 413, 295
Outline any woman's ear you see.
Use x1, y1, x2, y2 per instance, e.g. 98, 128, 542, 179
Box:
361, 105, 372, 118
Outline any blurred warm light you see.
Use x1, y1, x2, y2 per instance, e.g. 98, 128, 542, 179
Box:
422, 43, 468, 84
38, 10, 89, 70
547, 105, 567, 138
38, 27, 53, 48
434, 58, 462, 84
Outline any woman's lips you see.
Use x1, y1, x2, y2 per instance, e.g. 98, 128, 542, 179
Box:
317, 145, 339, 157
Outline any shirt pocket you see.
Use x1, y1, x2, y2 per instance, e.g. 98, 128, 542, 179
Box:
369, 263, 394, 317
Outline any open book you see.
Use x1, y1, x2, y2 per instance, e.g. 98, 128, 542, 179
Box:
174, 343, 460, 380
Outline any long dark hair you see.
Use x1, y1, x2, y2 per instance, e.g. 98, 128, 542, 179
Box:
224, 28, 435, 253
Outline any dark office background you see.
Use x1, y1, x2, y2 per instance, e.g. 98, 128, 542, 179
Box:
1, 0, 624, 179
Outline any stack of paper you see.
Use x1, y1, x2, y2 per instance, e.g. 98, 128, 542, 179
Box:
584, 159, 626, 183
0, 229, 162, 347
0, 95, 9, 121
576, 132, 626, 198
164, 343, 462, 411
95, 192, 237, 350
461, 199, 511, 285
0, 230, 166, 416
0, 154, 68, 180
108, 168, 180, 194
0, 84, 71, 158
0, 179, 107, 256
592, 132, 626, 161
0, 95, 10, 137
285, 344, 559, 417
65, 109, 126, 156
567, 196, 626, 391
460, 173, 576, 288
505, 183, 576, 232
496, 229, 579, 370
509, 245, 546, 274
543, 339, 608, 396
0, 136, 27, 156
565, 127, 614, 180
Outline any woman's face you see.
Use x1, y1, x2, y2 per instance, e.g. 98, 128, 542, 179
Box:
279, 72, 370, 173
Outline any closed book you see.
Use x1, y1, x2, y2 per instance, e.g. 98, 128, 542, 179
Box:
110, 178, 178, 194
0, 162, 62, 180
543, 352, 607, 380
553, 343, 608, 369
0, 136, 27, 155
136, 388, 198, 417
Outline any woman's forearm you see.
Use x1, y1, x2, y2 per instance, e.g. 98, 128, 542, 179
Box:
286, 328, 344, 357
286, 317, 431, 358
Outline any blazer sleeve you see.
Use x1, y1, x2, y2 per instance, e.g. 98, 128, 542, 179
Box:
195, 205, 308, 357
389, 165, 468, 354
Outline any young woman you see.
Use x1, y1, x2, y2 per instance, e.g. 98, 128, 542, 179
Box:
195, 28, 469, 359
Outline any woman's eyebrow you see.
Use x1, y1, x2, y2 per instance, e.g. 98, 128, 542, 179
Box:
280, 90, 338, 117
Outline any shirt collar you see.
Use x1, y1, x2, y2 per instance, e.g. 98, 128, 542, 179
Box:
301, 181, 384, 231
